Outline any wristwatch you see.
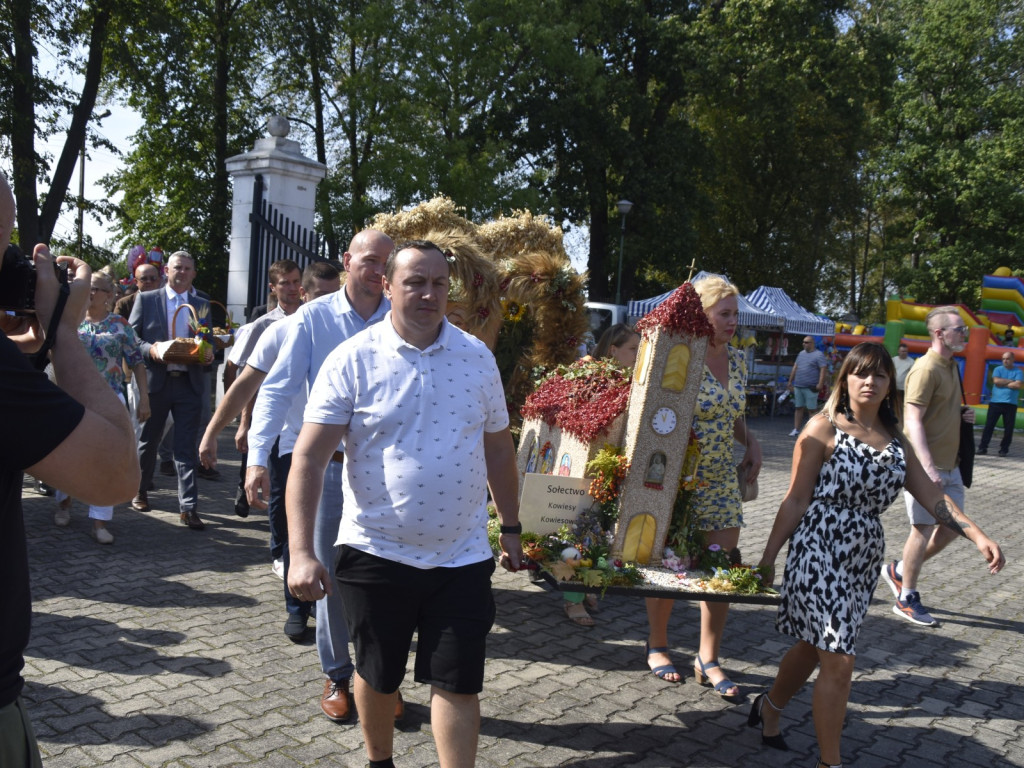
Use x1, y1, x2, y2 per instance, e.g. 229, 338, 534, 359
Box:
499, 522, 522, 535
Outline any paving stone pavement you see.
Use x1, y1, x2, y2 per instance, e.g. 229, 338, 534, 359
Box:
20, 416, 1024, 767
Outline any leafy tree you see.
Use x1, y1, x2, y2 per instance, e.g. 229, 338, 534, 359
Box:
263, 0, 543, 249
0, 0, 118, 248
500, 0, 702, 303
101, 0, 265, 301
687, 0, 876, 308
870, 0, 1024, 306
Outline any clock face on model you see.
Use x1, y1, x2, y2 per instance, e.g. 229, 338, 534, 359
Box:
651, 406, 677, 435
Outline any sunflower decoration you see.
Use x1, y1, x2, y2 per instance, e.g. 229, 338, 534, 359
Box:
478, 211, 589, 425
371, 199, 503, 345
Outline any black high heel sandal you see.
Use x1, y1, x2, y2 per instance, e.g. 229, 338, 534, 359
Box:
746, 692, 788, 751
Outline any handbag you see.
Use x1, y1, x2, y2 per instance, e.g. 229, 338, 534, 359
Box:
736, 350, 759, 502
958, 417, 975, 488
957, 369, 974, 488
736, 462, 759, 502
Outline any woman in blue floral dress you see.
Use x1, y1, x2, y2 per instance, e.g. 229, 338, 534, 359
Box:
644, 275, 762, 698
54, 273, 149, 543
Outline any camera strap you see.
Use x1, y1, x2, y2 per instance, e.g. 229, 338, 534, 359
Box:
30, 281, 70, 371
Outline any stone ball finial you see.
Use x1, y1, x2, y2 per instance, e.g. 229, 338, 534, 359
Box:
267, 115, 290, 138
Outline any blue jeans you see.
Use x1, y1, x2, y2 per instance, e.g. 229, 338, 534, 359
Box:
315, 460, 353, 682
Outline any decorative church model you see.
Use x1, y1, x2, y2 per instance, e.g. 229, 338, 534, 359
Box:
611, 287, 712, 563
517, 283, 712, 565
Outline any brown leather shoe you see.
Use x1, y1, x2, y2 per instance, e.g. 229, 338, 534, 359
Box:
180, 509, 205, 530
394, 690, 404, 722
131, 492, 150, 511
321, 678, 351, 722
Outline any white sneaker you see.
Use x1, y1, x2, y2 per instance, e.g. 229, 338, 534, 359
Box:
54, 498, 71, 527
272, 559, 285, 579
92, 527, 114, 545
788, 429, 800, 437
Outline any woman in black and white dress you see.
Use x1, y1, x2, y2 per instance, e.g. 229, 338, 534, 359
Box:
751, 343, 1005, 768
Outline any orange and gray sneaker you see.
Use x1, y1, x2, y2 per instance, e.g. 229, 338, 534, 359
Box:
893, 591, 938, 627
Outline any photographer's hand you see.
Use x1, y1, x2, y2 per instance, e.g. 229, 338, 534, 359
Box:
0, 246, 88, 353
34, 246, 91, 348
24, 246, 140, 506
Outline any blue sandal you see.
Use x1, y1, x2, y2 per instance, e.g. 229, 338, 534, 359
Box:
694, 653, 741, 699
645, 643, 682, 683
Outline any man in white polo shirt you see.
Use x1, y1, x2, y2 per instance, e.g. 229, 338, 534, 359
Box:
286, 240, 522, 768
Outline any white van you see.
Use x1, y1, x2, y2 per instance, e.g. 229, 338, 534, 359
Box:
584, 302, 629, 352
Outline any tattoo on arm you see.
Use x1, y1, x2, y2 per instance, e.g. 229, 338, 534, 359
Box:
932, 499, 970, 539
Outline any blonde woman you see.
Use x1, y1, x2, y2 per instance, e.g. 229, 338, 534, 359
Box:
644, 275, 761, 696
54, 273, 149, 543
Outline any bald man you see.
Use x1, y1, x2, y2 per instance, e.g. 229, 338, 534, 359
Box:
245, 230, 398, 723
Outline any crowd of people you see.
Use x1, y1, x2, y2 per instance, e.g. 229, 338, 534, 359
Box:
0, 161, 1010, 767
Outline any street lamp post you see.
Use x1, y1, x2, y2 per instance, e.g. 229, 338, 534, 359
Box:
77, 109, 111, 258
614, 199, 633, 306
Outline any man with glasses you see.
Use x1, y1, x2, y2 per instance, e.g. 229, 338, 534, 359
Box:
977, 351, 1022, 456
114, 262, 162, 319
785, 336, 827, 436
882, 307, 975, 626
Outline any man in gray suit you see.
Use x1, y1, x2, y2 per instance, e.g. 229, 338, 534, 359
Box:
129, 250, 212, 529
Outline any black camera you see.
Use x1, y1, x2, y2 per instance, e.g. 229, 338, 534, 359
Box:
0, 243, 69, 314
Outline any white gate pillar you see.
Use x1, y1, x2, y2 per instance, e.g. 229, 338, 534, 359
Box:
225, 116, 327, 322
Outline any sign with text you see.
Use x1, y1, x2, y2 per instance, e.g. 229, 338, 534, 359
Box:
518, 474, 594, 535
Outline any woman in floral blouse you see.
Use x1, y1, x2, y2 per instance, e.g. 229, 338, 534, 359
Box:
54, 273, 149, 543
644, 275, 762, 698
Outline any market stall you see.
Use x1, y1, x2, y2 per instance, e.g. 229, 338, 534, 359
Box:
744, 285, 836, 336
627, 272, 786, 331
742, 286, 836, 414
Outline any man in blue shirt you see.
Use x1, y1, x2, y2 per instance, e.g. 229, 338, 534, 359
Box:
785, 337, 827, 436
245, 229, 395, 724
978, 351, 1022, 456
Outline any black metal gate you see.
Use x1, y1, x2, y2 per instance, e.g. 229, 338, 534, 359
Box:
246, 174, 328, 316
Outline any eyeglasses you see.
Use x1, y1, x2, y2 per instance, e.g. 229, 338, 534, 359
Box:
939, 325, 968, 335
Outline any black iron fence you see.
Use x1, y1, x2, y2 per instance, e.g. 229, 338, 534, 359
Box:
246, 174, 328, 316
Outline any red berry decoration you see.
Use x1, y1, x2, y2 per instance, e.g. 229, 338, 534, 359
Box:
635, 282, 714, 339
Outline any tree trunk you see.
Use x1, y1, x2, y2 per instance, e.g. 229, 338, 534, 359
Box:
9, 0, 39, 246
38, 6, 111, 243
586, 168, 610, 301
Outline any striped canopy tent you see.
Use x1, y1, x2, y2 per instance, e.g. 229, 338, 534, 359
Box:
627, 271, 785, 329
744, 286, 835, 336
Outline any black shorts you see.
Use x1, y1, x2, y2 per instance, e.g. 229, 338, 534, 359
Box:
335, 546, 496, 694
